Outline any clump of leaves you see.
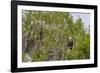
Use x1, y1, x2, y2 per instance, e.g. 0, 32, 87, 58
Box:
32, 52, 48, 61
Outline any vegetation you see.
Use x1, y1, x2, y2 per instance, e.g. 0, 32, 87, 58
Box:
22, 10, 90, 62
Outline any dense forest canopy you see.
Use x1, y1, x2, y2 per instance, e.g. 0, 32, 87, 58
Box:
22, 10, 90, 62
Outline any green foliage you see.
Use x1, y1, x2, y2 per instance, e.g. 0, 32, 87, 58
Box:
32, 52, 48, 61
22, 10, 90, 62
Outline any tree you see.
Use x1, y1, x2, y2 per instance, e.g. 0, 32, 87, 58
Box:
22, 10, 90, 62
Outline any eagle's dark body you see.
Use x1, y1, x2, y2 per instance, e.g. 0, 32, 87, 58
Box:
67, 39, 73, 50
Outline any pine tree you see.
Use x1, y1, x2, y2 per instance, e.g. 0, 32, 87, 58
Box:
22, 11, 90, 62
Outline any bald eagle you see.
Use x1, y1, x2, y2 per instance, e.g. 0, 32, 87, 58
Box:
65, 37, 73, 50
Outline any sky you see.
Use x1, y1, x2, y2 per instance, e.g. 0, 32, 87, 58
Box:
70, 12, 90, 29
